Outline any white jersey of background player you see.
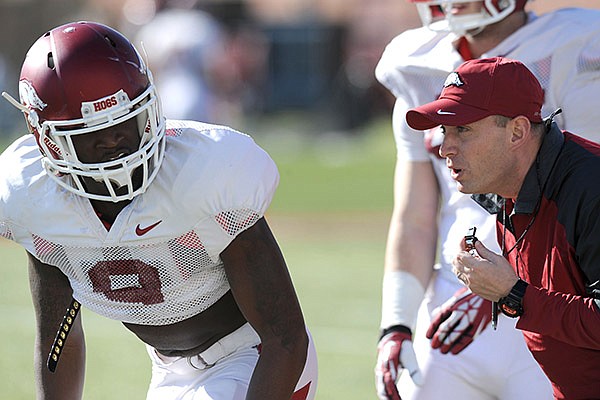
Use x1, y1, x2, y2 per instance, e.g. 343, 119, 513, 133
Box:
375, 3, 600, 400
1, 21, 317, 400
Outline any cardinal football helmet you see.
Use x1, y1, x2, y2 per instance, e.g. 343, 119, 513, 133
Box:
410, 0, 527, 35
3, 21, 165, 202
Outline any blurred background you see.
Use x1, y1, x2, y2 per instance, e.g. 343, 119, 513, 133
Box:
1, 0, 599, 399
0, 0, 598, 137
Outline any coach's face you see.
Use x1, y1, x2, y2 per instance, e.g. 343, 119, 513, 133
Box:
438, 115, 520, 197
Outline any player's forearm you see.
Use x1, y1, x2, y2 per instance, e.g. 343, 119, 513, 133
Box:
34, 354, 85, 399
384, 160, 439, 282
381, 204, 437, 331
245, 334, 308, 400
33, 329, 85, 400
384, 217, 437, 280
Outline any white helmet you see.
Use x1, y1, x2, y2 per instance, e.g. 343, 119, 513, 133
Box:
3, 21, 166, 202
410, 0, 527, 35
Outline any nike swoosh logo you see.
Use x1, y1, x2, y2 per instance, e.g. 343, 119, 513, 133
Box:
437, 109, 456, 115
135, 220, 162, 236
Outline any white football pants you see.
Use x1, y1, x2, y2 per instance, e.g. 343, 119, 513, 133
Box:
397, 268, 553, 400
145, 323, 318, 400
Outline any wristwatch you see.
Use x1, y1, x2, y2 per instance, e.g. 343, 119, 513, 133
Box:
498, 279, 528, 318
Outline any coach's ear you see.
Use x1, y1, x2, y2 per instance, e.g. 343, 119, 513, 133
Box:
508, 115, 532, 148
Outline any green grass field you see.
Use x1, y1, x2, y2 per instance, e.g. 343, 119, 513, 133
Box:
0, 114, 396, 399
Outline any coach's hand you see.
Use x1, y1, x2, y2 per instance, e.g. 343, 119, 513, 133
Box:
426, 287, 491, 354
375, 327, 423, 400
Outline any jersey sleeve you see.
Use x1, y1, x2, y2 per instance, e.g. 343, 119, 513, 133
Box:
0, 150, 12, 240
392, 97, 430, 161
375, 28, 452, 161
375, 28, 441, 98
178, 126, 280, 261
376, 34, 429, 161
0, 135, 44, 242
553, 36, 600, 139
499, 9, 600, 142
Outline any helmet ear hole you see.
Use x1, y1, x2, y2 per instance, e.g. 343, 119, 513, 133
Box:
498, 0, 511, 10
104, 35, 117, 48
47, 53, 55, 70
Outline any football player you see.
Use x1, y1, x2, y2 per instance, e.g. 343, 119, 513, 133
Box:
374, 1, 600, 399
1, 21, 317, 400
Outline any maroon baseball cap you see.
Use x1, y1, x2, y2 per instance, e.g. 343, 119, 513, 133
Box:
406, 57, 544, 131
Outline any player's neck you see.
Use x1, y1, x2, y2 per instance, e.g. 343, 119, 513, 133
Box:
90, 199, 132, 227
462, 11, 527, 58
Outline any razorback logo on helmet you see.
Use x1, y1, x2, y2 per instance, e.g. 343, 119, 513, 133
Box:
81, 90, 131, 117
443, 72, 464, 88
18, 80, 47, 111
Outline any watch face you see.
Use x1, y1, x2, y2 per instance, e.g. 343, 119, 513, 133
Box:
500, 301, 522, 318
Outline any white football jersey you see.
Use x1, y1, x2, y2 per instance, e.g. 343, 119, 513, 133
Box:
0, 120, 279, 326
376, 8, 600, 274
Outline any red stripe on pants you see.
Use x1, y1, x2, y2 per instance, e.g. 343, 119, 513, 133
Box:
291, 383, 311, 400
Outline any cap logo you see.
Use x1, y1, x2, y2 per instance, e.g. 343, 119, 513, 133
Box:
19, 80, 47, 111
443, 72, 464, 88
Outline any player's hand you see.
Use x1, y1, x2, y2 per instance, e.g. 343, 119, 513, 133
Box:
375, 328, 423, 400
426, 287, 491, 354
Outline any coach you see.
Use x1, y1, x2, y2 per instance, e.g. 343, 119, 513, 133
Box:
405, 56, 600, 399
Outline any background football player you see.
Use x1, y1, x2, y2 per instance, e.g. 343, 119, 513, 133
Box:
374, 1, 600, 399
